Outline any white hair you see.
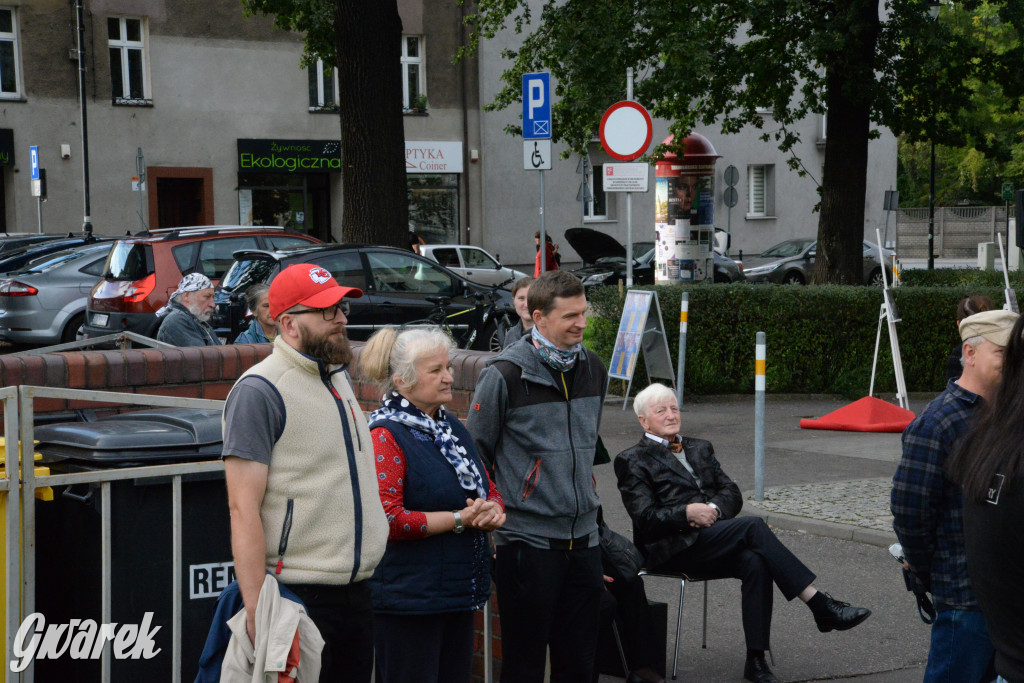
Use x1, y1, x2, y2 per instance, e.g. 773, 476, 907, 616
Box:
960, 335, 988, 368
389, 327, 455, 392
633, 383, 677, 417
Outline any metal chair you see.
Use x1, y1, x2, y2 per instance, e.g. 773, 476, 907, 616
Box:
638, 569, 711, 681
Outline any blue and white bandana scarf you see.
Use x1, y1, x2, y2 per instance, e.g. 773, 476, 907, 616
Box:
531, 327, 582, 372
369, 391, 487, 499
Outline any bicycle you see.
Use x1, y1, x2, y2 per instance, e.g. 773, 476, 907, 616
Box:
405, 276, 516, 352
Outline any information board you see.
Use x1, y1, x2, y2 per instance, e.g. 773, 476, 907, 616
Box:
608, 290, 676, 407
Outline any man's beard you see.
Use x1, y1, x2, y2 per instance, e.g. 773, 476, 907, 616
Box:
299, 325, 353, 365
186, 301, 213, 323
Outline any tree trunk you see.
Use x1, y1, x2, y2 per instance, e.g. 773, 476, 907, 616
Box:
813, 0, 880, 285
335, 1, 408, 247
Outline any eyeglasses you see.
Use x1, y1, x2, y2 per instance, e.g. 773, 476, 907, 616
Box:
287, 301, 350, 321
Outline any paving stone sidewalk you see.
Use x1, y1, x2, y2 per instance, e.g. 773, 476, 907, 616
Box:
751, 477, 895, 532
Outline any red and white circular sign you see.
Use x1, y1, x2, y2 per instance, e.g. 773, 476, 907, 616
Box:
599, 101, 653, 161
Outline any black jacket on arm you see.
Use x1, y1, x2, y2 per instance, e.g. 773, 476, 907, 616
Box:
614, 436, 742, 570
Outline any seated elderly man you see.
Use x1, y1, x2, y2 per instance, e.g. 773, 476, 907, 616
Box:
614, 383, 871, 683
155, 272, 221, 347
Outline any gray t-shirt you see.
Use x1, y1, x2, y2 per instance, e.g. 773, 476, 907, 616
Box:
221, 376, 286, 466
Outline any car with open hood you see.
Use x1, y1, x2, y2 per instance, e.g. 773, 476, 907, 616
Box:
565, 227, 744, 289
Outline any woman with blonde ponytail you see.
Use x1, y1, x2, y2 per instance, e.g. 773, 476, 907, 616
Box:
357, 326, 505, 683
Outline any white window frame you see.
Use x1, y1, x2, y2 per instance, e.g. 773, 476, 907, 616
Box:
401, 35, 424, 111
584, 163, 608, 220
108, 16, 150, 104
308, 58, 338, 110
746, 164, 775, 219
0, 7, 21, 99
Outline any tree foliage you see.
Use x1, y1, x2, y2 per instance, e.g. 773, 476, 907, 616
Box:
462, 0, 1024, 282
241, 0, 409, 247
897, 1, 1024, 207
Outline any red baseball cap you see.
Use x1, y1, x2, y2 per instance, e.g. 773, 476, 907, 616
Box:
268, 263, 363, 320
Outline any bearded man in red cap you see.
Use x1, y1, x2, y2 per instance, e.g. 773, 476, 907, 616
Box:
222, 264, 388, 682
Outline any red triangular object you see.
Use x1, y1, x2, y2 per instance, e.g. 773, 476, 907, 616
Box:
799, 396, 915, 433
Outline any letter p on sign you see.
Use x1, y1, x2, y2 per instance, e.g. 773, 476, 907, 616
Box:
522, 72, 551, 140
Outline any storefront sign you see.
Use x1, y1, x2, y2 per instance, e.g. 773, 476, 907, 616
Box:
0, 130, 15, 167
405, 141, 463, 174
237, 139, 341, 173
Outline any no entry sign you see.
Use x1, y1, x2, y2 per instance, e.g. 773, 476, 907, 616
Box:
599, 101, 653, 161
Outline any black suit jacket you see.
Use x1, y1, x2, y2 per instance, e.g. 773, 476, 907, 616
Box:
613, 436, 743, 570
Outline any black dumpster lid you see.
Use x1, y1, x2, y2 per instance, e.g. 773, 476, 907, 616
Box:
34, 408, 223, 464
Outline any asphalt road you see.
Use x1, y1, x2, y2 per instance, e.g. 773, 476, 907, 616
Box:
595, 395, 935, 683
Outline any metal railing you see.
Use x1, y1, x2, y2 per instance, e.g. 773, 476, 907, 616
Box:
8, 332, 177, 357
5, 386, 223, 683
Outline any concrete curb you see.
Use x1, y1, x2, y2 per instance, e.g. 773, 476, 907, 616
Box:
740, 498, 896, 549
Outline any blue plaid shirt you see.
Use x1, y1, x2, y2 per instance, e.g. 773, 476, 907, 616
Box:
891, 380, 982, 609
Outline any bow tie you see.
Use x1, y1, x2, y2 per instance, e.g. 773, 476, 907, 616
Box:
668, 440, 683, 453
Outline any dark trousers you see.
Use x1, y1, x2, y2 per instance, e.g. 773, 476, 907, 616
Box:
373, 611, 475, 683
494, 542, 604, 683
595, 576, 661, 680
658, 516, 816, 651
286, 580, 374, 683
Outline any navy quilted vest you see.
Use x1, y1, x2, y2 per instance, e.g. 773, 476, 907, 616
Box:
368, 415, 492, 614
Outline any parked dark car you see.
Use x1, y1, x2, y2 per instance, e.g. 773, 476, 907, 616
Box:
0, 242, 114, 345
566, 227, 745, 289
214, 244, 516, 350
0, 235, 110, 275
742, 238, 893, 285
84, 226, 320, 340
0, 232, 72, 255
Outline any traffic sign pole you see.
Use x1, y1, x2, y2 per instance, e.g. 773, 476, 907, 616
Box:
523, 72, 552, 275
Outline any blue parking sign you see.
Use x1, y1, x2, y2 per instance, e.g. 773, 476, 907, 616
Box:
522, 73, 551, 140
29, 145, 38, 180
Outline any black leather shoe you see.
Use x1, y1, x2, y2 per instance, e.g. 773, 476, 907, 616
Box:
743, 653, 779, 683
813, 592, 872, 632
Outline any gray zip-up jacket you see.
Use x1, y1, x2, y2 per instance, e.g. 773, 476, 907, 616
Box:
466, 334, 607, 547
156, 301, 221, 347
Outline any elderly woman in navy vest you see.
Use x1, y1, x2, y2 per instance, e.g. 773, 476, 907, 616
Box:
359, 326, 505, 683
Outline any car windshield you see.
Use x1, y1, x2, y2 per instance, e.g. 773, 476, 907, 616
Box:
221, 257, 279, 292
13, 244, 109, 274
594, 241, 653, 265
760, 239, 814, 258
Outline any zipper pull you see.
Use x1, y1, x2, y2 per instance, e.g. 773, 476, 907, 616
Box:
275, 559, 284, 575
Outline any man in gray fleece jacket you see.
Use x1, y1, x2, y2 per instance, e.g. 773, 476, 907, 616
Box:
467, 270, 608, 683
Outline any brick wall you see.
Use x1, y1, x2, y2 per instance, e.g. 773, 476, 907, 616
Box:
0, 342, 502, 680
0, 342, 491, 423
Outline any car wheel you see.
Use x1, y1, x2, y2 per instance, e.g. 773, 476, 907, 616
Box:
868, 268, 884, 286
714, 273, 729, 284
61, 312, 86, 344
783, 271, 805, 285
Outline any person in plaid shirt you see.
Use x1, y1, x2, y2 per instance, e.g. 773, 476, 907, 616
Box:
892, 309, 1018, 683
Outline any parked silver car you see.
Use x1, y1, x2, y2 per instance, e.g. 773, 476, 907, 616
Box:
742, 238, 892, 285
419, 244, 528, 288
0, 242, 113, 345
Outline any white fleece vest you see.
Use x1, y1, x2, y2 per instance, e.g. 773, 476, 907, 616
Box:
236, 337, 388, 585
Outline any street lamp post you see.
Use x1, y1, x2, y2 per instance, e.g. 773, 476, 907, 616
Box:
76, 0, 92, 235
926, 0, 941, 270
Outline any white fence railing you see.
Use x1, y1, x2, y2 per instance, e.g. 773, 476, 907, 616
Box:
4, 386, 223, 683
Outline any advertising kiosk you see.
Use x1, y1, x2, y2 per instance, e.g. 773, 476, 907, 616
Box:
654, 133, 720, 283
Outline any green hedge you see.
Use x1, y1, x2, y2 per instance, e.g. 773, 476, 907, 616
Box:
585, 283, 1017, 397
900, 267, 1024, 288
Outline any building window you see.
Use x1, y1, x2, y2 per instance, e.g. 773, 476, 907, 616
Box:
0, 8, 21, 98
584, 164, 607, 220
108, 17, 150, 104
747, 164, 775, 218
308, 59, 337, 110
402, 36, 424, 111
